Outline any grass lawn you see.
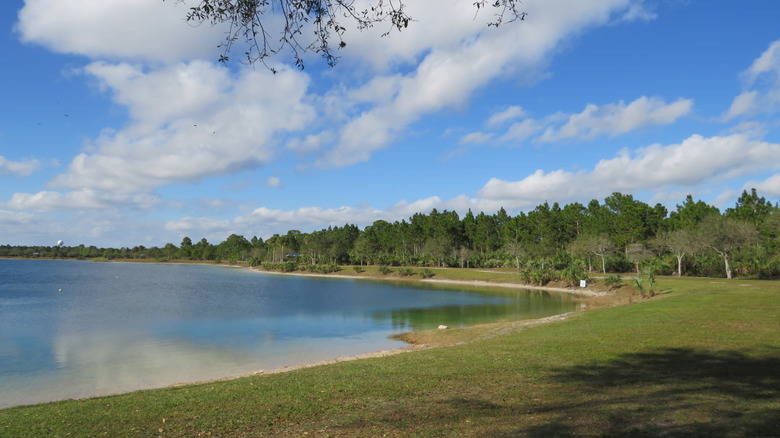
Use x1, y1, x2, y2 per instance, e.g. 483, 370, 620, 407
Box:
1, 275, 778, 437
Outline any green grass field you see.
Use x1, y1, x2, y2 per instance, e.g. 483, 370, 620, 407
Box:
1, 275, 778, 437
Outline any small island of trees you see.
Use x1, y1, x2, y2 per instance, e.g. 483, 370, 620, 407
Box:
3, 190, 779, 282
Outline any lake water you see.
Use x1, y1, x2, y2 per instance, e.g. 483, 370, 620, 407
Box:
0, 259, 575, 408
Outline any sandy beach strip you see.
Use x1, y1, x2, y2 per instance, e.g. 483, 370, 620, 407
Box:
247, 267, 609, 297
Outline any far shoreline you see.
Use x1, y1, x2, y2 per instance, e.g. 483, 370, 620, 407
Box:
246, 265, 610, 297
1, 256, 614, 298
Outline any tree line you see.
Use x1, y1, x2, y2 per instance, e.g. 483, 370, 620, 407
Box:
3, 190, 779, 280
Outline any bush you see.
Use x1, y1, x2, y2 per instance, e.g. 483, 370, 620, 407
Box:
315, 263, 341, 274
529, 268, 553, 286
630, 270, 656, 298
353, 266, 364, 274
561, 265, 589, 287
420, 268, 435, 279
398, 268, 415, 277
520, 269, 533, 284
379, 265, 392, 275
604, 274, 623, 290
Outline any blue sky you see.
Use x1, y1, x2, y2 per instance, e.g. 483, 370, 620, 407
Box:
2, 0, 780, 248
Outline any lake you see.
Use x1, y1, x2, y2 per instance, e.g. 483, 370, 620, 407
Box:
0, 259, 576, 408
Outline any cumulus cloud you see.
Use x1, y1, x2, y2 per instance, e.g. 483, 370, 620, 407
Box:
0, 208, 37, 225
539, 96, 693, 142
724, 39, 780, 120
0, 156, 40, 176
47, 63, 312, 195
746, 173, 780, 199
744, 39, 780, 81
459, 132, 493, 145
286, 131, 335, 156
164, 216, 231, 234
164, 204, 387, 239
479, 169, 583, 208
7, 189, 161, 213
151, 132, 780, 242
15, 0, 223, 62
471, 96, 691, 146
487, 106, 526, 128
478, 133, 780, 208
500, 119, 543, 143
265, 177, 283, 188
723, 91, 759, 120
313, 0, 644, 168
9, 61, 314, 212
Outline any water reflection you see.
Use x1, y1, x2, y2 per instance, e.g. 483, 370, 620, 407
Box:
377, 289, 575, 332
0, 260, 575, 408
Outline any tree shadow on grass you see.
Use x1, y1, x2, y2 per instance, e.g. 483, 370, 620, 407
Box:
521, 347, 780, 437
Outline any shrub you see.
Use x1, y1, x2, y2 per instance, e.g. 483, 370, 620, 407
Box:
314, 264, 340, 274
379, 265, 392, 275
604, 274, 623, 290
353, 266, 364, 274
530, 268, 553, 286
420, 268, 435, 279
398, 268, 415, 277
561, 265, 589, 287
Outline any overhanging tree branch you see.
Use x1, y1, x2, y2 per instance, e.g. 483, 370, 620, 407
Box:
170, 0, 525, 71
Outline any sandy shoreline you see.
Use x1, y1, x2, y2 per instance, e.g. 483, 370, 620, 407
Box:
247, 266, 609, 297
203, 267, 602, 383
180, 311, 578, 386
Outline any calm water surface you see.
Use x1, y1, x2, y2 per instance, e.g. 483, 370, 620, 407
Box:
0, 259, 575, 408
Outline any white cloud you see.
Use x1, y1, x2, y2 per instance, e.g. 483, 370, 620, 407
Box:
286, 131, 335, 156
164, 216, 231, 234
618, 1, 657, 22
478, 133, 780, 208
10, 62, 313, 213
746, 173, 780, 199
147, 132, 780, 243
467, 95, 692, 146
744, 40, 780, 81
15, 0, 223, 63
0, 156, 40, 176
314, 0, 644, 168
724, 39, 780, 120
500, 119, 543, 143
164, 204, 387, 239
7, 189, 161, 213
591, 134, 779, 188
723, 91, 759, 120
236, 205, 384, 230
459, 132, 493, 145
487, 106, 526, 128
45, 63, 313, 198
539, 96, 693, 142
0, 209, 55, 245
265, 177, 283, 188
337, 0, 489, 71
0, 209, 37, 225
479, 169, 583, 208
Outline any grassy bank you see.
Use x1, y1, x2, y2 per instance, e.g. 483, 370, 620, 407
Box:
1, 276, 778, 437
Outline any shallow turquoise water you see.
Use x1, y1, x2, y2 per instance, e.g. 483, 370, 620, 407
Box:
0, 259, 575, 408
